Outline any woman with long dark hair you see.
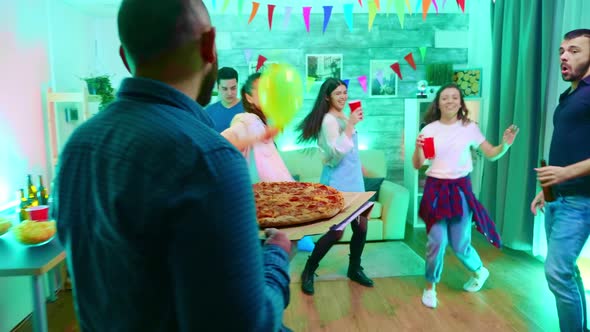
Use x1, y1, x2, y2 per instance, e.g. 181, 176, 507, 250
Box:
222, 73, 293, 182
414, 83, 519, 309
296, 78, 373, 295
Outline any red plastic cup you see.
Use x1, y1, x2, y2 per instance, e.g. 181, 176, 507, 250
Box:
26, 205, 49, 221
348, 100, 361, 113
422, 137, 435, 159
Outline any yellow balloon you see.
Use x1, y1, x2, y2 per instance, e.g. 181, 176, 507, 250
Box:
258, 63, 303, 130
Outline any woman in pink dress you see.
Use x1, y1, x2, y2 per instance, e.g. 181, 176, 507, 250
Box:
221, 73, 293, 183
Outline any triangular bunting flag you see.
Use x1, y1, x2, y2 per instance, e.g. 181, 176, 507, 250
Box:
322, 6, 333, 33
390, 62, 402, 80
267, 4, 276, 30
419, 47, 427, 62
394, 0, 405, 28
457, 0, 465, 12
405, 0, 413, 14
283, 6, 293, 28
222, 0, 230, 13
432, 0, 439, 13
256, 55, 267, 72
422, 0, 431, 21
211, 0, 216, 10
343, 79, 350, 87
375, 0, 381, 11
306, 77, 315, 92
375, 69, 384, 86
358, 76, 368, 93
358, 0, 363, 7
303, 7, 312, 33
368, 1, 377, 31
404, 52, 417, 70
343, 4, 354, 32
244, 49, 253, 64
248, 2, 260, 24
442, 0, 448, 8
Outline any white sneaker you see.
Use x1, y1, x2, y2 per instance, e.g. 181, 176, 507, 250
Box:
421, 289, 437, 308
463, 266, 490, 292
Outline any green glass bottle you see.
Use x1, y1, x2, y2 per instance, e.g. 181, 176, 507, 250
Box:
38, 175, 49, 205
19, 189, 30, 221
27, 174, 39, 207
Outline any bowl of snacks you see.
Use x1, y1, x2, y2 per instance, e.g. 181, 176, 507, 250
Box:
12, 220, 57, 246
0, 217, 12, 237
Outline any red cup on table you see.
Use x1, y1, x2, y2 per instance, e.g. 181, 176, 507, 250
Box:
348, 100, 362, 113
26, 205, 49, 221
422, 137, 435, 159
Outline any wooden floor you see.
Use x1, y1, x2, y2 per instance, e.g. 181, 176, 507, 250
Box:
14, 227, 561, 332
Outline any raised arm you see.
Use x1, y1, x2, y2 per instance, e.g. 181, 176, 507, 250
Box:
221, 114, 278, 151
168, 147, 290, 331
478, 124, 519, 161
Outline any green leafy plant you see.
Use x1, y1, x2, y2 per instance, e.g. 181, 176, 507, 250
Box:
83, 75, 115, 110
425, 63, 454, 87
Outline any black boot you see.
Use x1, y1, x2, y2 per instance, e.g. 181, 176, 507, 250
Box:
348, 216, 373, 287
300, 229, 342, 295
347, 257, 374, 287
301, 257, 318, 295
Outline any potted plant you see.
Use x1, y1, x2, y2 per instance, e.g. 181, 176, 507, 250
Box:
82, 75, 115, 110
425, 63, 454, 95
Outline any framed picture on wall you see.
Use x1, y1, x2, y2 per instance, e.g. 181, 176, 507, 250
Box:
453, 68, 482, 97
305, 54, 343, 82
248, 60, 278, 75
369, 60, 398, 98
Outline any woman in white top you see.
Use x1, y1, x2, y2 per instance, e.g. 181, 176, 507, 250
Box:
413, 83, 518, 309
221, 73, 293, 183
296, 78, 374, 295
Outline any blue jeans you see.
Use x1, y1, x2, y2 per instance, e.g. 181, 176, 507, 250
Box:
545, 195, 590, 332
425, 189, 483, 283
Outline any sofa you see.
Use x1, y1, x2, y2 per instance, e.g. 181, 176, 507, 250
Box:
279, 148, 410, 241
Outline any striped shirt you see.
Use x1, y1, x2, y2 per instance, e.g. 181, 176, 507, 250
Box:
52, 77, 290, 331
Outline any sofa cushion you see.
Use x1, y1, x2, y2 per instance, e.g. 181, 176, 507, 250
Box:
363, 177, 385, 201
369, 202, 382, 219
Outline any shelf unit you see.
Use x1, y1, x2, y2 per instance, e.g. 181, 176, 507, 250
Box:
403, 97, 484, 228
45, 87, 101, 180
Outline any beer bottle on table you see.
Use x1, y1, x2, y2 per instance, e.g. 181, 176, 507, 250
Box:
27, 174, 39, 207
38, 175, 49, 205
19, 189, 29, 221
540, 160, 555, 202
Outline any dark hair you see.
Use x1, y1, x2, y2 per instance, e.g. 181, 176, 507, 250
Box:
423, 83, 471, 126
564, 29, 590, 41
241, 73, 267, 125
117, 0, 207, 66
217, 67, 239, 84
297, 78, 346, 144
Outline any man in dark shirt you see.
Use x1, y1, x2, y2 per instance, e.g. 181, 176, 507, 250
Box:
531, 29, 590, 332
52, 1, 292, 331
205, 67, 245, 132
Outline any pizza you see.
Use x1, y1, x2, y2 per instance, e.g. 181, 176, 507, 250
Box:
253, 182, 345, 228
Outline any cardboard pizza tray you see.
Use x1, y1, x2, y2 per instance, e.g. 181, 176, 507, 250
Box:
259, 191, 376, 241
